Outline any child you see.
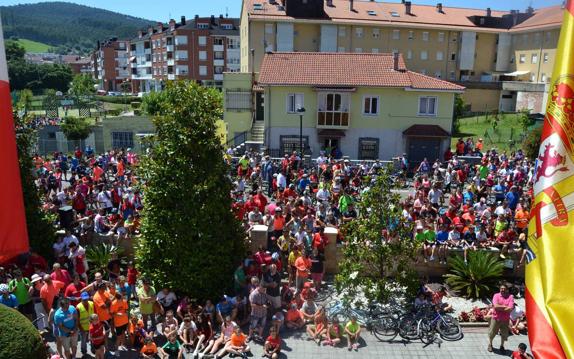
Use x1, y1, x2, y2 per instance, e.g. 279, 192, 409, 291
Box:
263, 327, 281, 359
323, 317, 343, 347
217, 325, 250, 359
306, 307, 327, 344
512, 342, 534, 359
285, 303, 305, 329
178, 315, 196, 352
159, 333, 183, 359
129, 315, 147, 350
163, 310, 179, 337
140, 336, 159, 358
88, 314, 107, 359
126, 262, 138, 300
344, 316, 361, 351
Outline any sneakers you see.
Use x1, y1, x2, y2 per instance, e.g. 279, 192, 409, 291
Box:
487, 344, 493, 352
352, 343, 359, 350
430, 256, 435, 261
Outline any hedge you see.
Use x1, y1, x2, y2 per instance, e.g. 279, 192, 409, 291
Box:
94, 95, 139, 104
0, 305, 47, 359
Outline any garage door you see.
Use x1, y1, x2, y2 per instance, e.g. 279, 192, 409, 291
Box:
408, 138, 441, 168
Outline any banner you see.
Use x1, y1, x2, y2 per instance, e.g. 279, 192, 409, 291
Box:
526, 0, 574, 357
0, 16, 29, 262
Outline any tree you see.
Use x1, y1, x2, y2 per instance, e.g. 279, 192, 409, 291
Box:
136, 81, 245, 300
14, 113, 57, 260
444, 251, 504, 299
15, 89, 33, 117
452, 94, 465, 135
60, 117, 92, 144
523, 126, 543, 160
70, 74, 96, 97
0, 305, 47, 359
4, 40, 25, 62
141, 91, 168, 116
517, 109, 534, 133
335, 166, 420, 307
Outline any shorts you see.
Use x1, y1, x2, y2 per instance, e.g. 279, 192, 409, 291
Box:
250, 315, 267, 330
115, 324, 127, 336
311, 272, 323, 284
269, 296, 282, 309
488, 319, 509, 341
18, 301, 35, 315
60, 331, 79, 351
91, 342, 105, 351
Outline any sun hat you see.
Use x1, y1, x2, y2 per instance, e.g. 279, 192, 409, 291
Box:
31, 274, 42, 283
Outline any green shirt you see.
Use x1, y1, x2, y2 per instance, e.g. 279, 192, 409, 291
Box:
345, 321, 360, 334
414, 232, 426, 243
234, 267, 246, 291
8, 278, 31, 305
423, 230, 436, 244
338, 195, 353, 214
479, 165, 489, 179
137, 286, 156, 315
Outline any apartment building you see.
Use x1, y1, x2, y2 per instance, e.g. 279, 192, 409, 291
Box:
239, 0, 562, 112
93, 38, 130, 92
129, 15, 240, 93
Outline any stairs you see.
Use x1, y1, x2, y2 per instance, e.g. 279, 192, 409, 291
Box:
250, 122, 265, 144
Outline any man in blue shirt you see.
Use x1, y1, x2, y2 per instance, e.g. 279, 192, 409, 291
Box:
435, 225, 449, 264
0, 283, 18, 308
53, 298, 79, 359
493, 181, 507, 203
505, 186, 519, 211
216, 296, 234, 324
297, 174, 310, 194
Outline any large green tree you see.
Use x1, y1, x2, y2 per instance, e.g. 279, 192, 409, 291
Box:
60, 117, 92, 144
136, 81, 245, 300
336, 166, 420, 307
69, 74, 96, 97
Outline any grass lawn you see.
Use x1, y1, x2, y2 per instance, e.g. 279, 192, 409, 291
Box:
452, 113, 540, 153
17, 39, 51, 53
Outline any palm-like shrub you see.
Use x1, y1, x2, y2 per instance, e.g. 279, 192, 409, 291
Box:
444, 251, 504, 299
86, 243, 124, 275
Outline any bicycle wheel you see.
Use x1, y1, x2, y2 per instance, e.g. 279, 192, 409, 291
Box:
437, 315, 463, 341
417, 318, 436, 345
372, 316, 399, 342
398, 314, 419, 341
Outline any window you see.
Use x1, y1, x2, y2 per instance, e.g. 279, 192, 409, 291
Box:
197, 23, 209, 29
213, 38, 224, 45
198, 36, 207, 46
392, 49, 399, 55
420, 69, 427, 75
175, 35, 188, 46
449, 71, 456, 80
531, 54, 538, 64
392, 30, 400, 40
228, 38, 240, 49
435, 51, 444, 61
354, 48, 363, 53
438, 32, 445, 42
371, 48, 379, 53
175, 50, 188, 60
363, 96, 379, 115
407, 50, 412, 59
408, 31, 414, 40
372, 28, 380, 38
280, 135, 309, 155
112, 132, 134, 149
541, 73, 547, 82
418, 96, 437, 116
221, 24, 234, 30
359, 138, 379, 160
338, 46, 345, 52
265, 24, 273, 34
199, 65, 207, 76
338, 26, 346, 37
355, 27, 363, 38
519, 54, 526, 63
317, 93, 349, 127
390, 11, 399, 17
199, 51, 207, 60
530, 74, 536, 82
286, 93, 304, 113
226, 91, 252, 111
420, 50, 428, 60
434, 71, 442, 78
367, 10, 376, 16
214, 51, 224, 60
450, 52, 456, 61
543, 53, 549, 63
422, 32, 429, 41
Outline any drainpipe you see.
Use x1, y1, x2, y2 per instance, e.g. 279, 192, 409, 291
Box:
251, 48, 255, 124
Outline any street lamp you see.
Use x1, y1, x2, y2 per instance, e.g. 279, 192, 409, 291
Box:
297, 106, 306, 156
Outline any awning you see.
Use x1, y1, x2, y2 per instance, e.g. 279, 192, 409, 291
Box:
317, 129, 346, 138
504, 70, 530, 76
403, 125, 450, 137
129, 56, 136, 62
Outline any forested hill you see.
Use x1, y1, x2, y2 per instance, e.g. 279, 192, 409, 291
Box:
0, 2, 155, 54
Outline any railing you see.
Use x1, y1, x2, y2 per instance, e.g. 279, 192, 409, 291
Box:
317, 111, 349, 127
225, 131, 248, 148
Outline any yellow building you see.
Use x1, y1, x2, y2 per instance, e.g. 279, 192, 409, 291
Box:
239, 0, 562, 113
255, 52, 464, 162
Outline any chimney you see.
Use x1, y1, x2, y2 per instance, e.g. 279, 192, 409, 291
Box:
393, 52, 399, 71
169, 19, 176, 30
511, 10, 519, 26
486, 7, 491, 17
148, 26, 154, 35
138, 30, 143, 38
326, 0, 333, 6
156, 22, 163, 32
181, 16, 186, 25
526, 6, 534, 15
349, 0, 354, 12
436, 3, 443, 13
405, 1, 412, 15
210, 15, 215, 24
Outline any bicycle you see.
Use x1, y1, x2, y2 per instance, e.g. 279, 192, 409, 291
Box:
416, 305, 463, 344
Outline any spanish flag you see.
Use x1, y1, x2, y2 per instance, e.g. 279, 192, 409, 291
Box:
527, 0, 574, 357
0, 16, 29, 262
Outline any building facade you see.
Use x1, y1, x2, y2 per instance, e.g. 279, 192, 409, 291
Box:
239, 0, 562, 113
254, 52, 464, 161
94, 38, 130, 92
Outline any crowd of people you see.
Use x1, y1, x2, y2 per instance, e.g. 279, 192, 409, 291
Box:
0, 120, 537, 358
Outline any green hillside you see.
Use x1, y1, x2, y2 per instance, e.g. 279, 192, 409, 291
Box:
15, 38, 51, 53
0, 2, 155, 54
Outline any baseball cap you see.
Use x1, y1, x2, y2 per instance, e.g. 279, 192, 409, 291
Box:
0, 284, 8, 292
81, 292, 90, 300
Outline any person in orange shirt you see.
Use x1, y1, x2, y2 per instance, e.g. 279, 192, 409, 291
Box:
219, 326, 250, 359
140, 336, 158, 358
110, 292, 129, 351
93, 283, 113, 325
40, 275, 65, 313
514, 205, 529, 234
93, 164, 104, 183
116, 159, 125, 182
294, 251, 311, 294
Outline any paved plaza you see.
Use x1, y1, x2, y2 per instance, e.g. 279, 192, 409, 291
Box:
47, 326, 529, 358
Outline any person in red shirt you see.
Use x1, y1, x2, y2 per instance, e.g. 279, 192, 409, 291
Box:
294, 251, 311, 294
51, 263, 72, 286
263, 327, 281, 359
253, 189, 268, 213
312, 227, 328, 254
127, 261, 138, 300
40, 275, 65, 313
512, 343, 533, 359
64, 273, 86, 307
89, 314, 108, 359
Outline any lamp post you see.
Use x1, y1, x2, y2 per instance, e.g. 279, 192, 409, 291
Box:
297, 107, 306, 156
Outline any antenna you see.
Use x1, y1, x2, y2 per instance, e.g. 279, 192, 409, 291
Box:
226, 7, 229, 18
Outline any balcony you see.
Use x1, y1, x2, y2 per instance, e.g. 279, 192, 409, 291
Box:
176, 69, 189, 76
317, 112, 350, 128
167, 59, 175, 66
144, 48, 152, 54
168, 74, 175, 80
213, 44, 224, 52
213, 59, 225, 66
166, 45, 174, 52
214, 74, 224, 81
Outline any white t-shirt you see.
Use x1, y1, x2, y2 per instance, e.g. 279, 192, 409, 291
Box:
157, 291, 177, 307
510, 305, 525, 321
277, 173, 287, 189
97, 191, 113, 209
428, 189, 442, 204
178, 321, 197, 336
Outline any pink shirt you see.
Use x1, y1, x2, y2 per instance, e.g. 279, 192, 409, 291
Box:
492, 293, 514, 322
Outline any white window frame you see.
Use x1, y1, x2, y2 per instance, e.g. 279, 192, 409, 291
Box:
372, 28, 380, 38
392, 30, 400, 40
420, 50, 428, 60
198, 36, 207, 46
287, 93, 304, 113
355, 27, 363, 38
519, 54, 526, 63
531, 54, 538, 64
418, 96, 438, 116
406, 50, 413, 60
199, 65, 207, 76
363, 96, 379, 116
543, 53, 549, 63
438, 32, 445, 42
436, 51, 444, 61
422, 31, 429, 41
338, 26, 346, 37
408, 31, 414, 40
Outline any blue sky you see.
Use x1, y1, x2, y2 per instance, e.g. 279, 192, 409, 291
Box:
0, 0, 563, 21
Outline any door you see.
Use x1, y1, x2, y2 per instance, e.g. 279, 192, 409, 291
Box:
408, 138, 441, 168
255, 93, 264, 122
323, 138, 339, 156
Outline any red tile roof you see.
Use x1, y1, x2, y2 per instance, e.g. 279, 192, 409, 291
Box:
510, 5, 563, 31
258, 52, 465, 92
245, 0, 561, 33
